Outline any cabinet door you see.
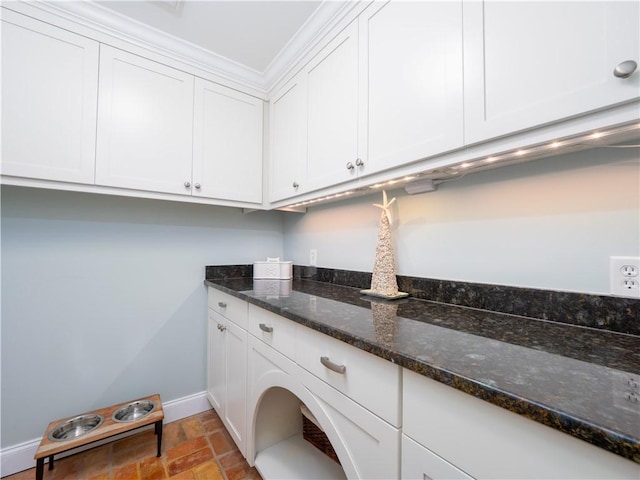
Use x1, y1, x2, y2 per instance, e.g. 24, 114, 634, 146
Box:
269, 72, 308, 202
1, 10, 98, 183
224, 319, 248, 455
306, 20, 360, 191
401, 435, 473, 480
96, 45, 194, 194
193, 79, 263, 203
360, 0, 463, 174
464, 1, 640, 144
207, 310, 226, 414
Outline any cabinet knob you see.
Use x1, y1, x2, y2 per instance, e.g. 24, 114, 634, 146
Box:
355, 158, 364, 167
218, 301, 227, 308
217, 324, 226, 332
194, 183, 201, 190
292, 182, 299, 189
184, 181, 191, 188
346, 162, 355, 170
613, 60, 637, 78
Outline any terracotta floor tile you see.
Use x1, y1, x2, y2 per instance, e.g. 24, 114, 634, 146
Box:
139, 456, 166, 480
181, 418, 205, 440
166, 437, 209, 463
87, 474, 110, 480
224, 464, 261, 480
217, 451, 245, 469
207, 431, 234, 456
192, 461, 224, 480
166, 449, 213, 477
200, 416, 223, 434
168, 472, 195, 480
2, 410, 262, 480
162, 423, 187, 450
113, 463, 140, 480
50, 455, 82, 479
113, 430, 156, 454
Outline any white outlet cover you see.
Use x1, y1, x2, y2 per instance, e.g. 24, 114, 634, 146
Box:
610, 256, 640, 298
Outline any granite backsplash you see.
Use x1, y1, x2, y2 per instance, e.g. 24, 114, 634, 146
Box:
205, 264, 640, 336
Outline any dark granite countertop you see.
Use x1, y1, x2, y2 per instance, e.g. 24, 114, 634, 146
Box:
204, 273, 640, 464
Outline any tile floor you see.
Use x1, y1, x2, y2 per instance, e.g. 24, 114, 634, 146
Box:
3, 410, 262, 480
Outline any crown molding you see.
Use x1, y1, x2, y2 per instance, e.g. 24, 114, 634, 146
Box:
262, 0, 361, 92
16, 0, 361, 95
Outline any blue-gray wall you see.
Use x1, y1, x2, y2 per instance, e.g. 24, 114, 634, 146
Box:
283, 147, 640, 295
2, 145, 639, 449
0, 186, 284, 447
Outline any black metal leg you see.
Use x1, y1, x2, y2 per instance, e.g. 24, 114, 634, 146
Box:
155, 420, 163, 457
48, 455, 54, 470
35, 458, 44, 480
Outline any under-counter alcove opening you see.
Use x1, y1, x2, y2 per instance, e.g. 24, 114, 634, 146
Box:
253, 387, 347, 480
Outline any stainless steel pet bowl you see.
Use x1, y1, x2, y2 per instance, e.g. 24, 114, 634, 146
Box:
112, 400, 156, 423
48, 414, 104, 442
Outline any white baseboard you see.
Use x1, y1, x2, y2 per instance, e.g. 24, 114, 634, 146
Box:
0, 391, 210, 478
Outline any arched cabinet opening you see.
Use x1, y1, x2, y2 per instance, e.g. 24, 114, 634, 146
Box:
252, 386, 347, 480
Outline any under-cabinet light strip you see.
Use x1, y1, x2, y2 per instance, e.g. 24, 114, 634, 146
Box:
285, 121, 640, 209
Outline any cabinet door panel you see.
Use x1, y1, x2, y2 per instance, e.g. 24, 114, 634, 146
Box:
207, 310, 225, 414
306, 21, 360, 191
401, 435, 473, 480
193, 79, 263, 203
269, 73, 307, 201
464, 1, 640, 144
224, 319, 248, 455
361, 0, 463, 173
96, 45, 194, 194
1, 10, 98, 183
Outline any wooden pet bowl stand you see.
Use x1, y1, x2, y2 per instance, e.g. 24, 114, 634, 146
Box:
34, 394, 164, 480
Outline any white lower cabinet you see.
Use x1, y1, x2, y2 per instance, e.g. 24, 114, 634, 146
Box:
296, 364, 401, 480
209, 294, 639, 480
295, 323, 401, 427
403, 369, 639, 480
206, 291, 248, 455
401, 435, 472, 480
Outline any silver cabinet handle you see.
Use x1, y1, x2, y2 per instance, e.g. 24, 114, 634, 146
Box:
259, 323, 273, 333
184, 181, 191, 188
292, 182, 299, 188
217, 323, 226, 332
346, 162, 355, 170
218, 301, 227, 308
194, 183, 201, 189
320, 356, 346, 374
614, 60, 637, 78
355, 158, 364, 167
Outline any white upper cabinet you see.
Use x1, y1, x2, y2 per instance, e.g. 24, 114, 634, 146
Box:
269, 72, 308, 202
306, 20, 360, 192
463, 0, 640, 144
193, 79, 263, 204
360, 0, 464, 174
95, 45, 195, 195
1, 10, 99, 184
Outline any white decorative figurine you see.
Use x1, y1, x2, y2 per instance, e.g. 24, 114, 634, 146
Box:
361, 191, 408, 299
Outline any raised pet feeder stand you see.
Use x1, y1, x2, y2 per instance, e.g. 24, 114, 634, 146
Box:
34, 394, 163, 480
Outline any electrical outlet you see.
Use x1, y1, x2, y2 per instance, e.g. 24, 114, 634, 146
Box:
610, 256, 640, 298
309, 249, 317, 266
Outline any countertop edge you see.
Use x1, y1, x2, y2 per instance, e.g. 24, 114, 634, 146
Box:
204, 279, 640, 464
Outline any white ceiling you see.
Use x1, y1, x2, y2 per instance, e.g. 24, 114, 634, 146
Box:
96, 0, 323, 73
